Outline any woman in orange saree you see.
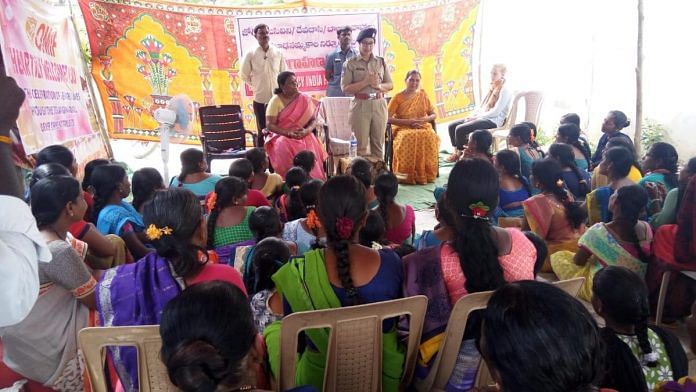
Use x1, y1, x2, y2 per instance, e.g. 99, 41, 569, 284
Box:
265, 71, 327, 180
387, 70, 439, 185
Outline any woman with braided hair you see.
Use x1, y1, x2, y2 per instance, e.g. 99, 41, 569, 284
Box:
552, 185, 653, 301
282, 179, 326, 254
264, 175, 404, 390
403, 158, 536, 389
523, 158, 587, 271
593, 266, 687, 391
375, 172, 416, 245
207, 176, 255, 251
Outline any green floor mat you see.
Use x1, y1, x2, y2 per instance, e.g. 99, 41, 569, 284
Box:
395, 153, 454, 210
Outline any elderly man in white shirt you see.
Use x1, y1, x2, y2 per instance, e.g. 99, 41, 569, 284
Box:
445, 64, 512, 162
0, 76, 50, 327
240, 23, 287, 147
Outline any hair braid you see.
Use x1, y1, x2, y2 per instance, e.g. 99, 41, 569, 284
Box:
635, 318, 657, 367
206, 206, 221, 250
332, 238, 359, 305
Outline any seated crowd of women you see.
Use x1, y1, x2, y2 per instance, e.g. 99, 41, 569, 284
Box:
3, 104, 696, 392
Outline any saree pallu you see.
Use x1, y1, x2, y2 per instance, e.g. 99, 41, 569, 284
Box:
586, 186, 614, 225
552, 223, 652, 301
96, 253, 185, 392
523, 194, 584, 272
264, 249, 404, 391
265, 93, 327, 180
388, 90, 439, 185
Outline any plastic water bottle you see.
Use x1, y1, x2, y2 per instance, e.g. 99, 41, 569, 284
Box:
349, 132, 358, 158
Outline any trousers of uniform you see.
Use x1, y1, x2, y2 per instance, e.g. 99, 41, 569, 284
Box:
447, 118, 497, 149
253, 100, 268, 147
349, 98, 387, 161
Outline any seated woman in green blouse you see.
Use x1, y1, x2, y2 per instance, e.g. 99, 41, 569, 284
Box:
207, 176, 255, 249
651, 157, 696, 228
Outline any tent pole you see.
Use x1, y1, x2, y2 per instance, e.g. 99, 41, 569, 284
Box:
635, 0, 644, 155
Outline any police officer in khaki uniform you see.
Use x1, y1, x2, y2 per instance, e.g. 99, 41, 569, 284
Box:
341, 27, 393, 162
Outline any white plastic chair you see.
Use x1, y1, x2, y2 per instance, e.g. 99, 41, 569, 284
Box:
491, 90, 544, 151
318, 97, 353, 176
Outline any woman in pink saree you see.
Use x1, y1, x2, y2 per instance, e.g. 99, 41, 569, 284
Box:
265, 71, 327, 180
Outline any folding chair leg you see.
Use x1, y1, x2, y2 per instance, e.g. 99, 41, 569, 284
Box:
655, 270, 672, 326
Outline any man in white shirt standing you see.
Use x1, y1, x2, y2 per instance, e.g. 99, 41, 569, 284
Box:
240, 24, 287, 147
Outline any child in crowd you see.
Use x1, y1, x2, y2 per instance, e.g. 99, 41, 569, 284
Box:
548, 143, 591, 200
131, 167, 165, 213
282, 179, 326, 254
506, 123, 543, 179
169, 148, 221, 197
92, 164, 151, 259
293, 150, 316, 178
413, 192, 455, 250
207, 176, 255, 250
347, 157, 379, 209
523, 158, 586, 271
246, 147, 284, 198
593, 266, 687, 392
248, 237, 291, 333
375, 172, 416, 245
463, 129, 493, 162
277, 166, 308, 221
495, 149, 532, 218
228, 158, 271, 208
556, 123, 592, 171
553, 185, 652, 301
359, 210, 387, 249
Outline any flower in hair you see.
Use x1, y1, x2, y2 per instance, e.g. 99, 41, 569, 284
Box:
206, 192, 217, 211
556, 179, 565, 188
468, 201, 490, 219
306, 209, 322, 230
146, 224, 173, 240
336, 217, 354, 240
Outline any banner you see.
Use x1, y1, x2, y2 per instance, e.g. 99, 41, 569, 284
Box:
236, 14, 380, 94
79, 0, 479, 143
0, 0, 105, 155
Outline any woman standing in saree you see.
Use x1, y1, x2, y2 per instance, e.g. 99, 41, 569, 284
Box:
552, 185, 653, 301
265, 71, 327, 180
1, 176, 98, 391
387, 70, 439, 184
264, 175, 404, 390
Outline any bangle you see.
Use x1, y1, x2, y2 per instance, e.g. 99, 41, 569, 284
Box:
0, 135, 11, 145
